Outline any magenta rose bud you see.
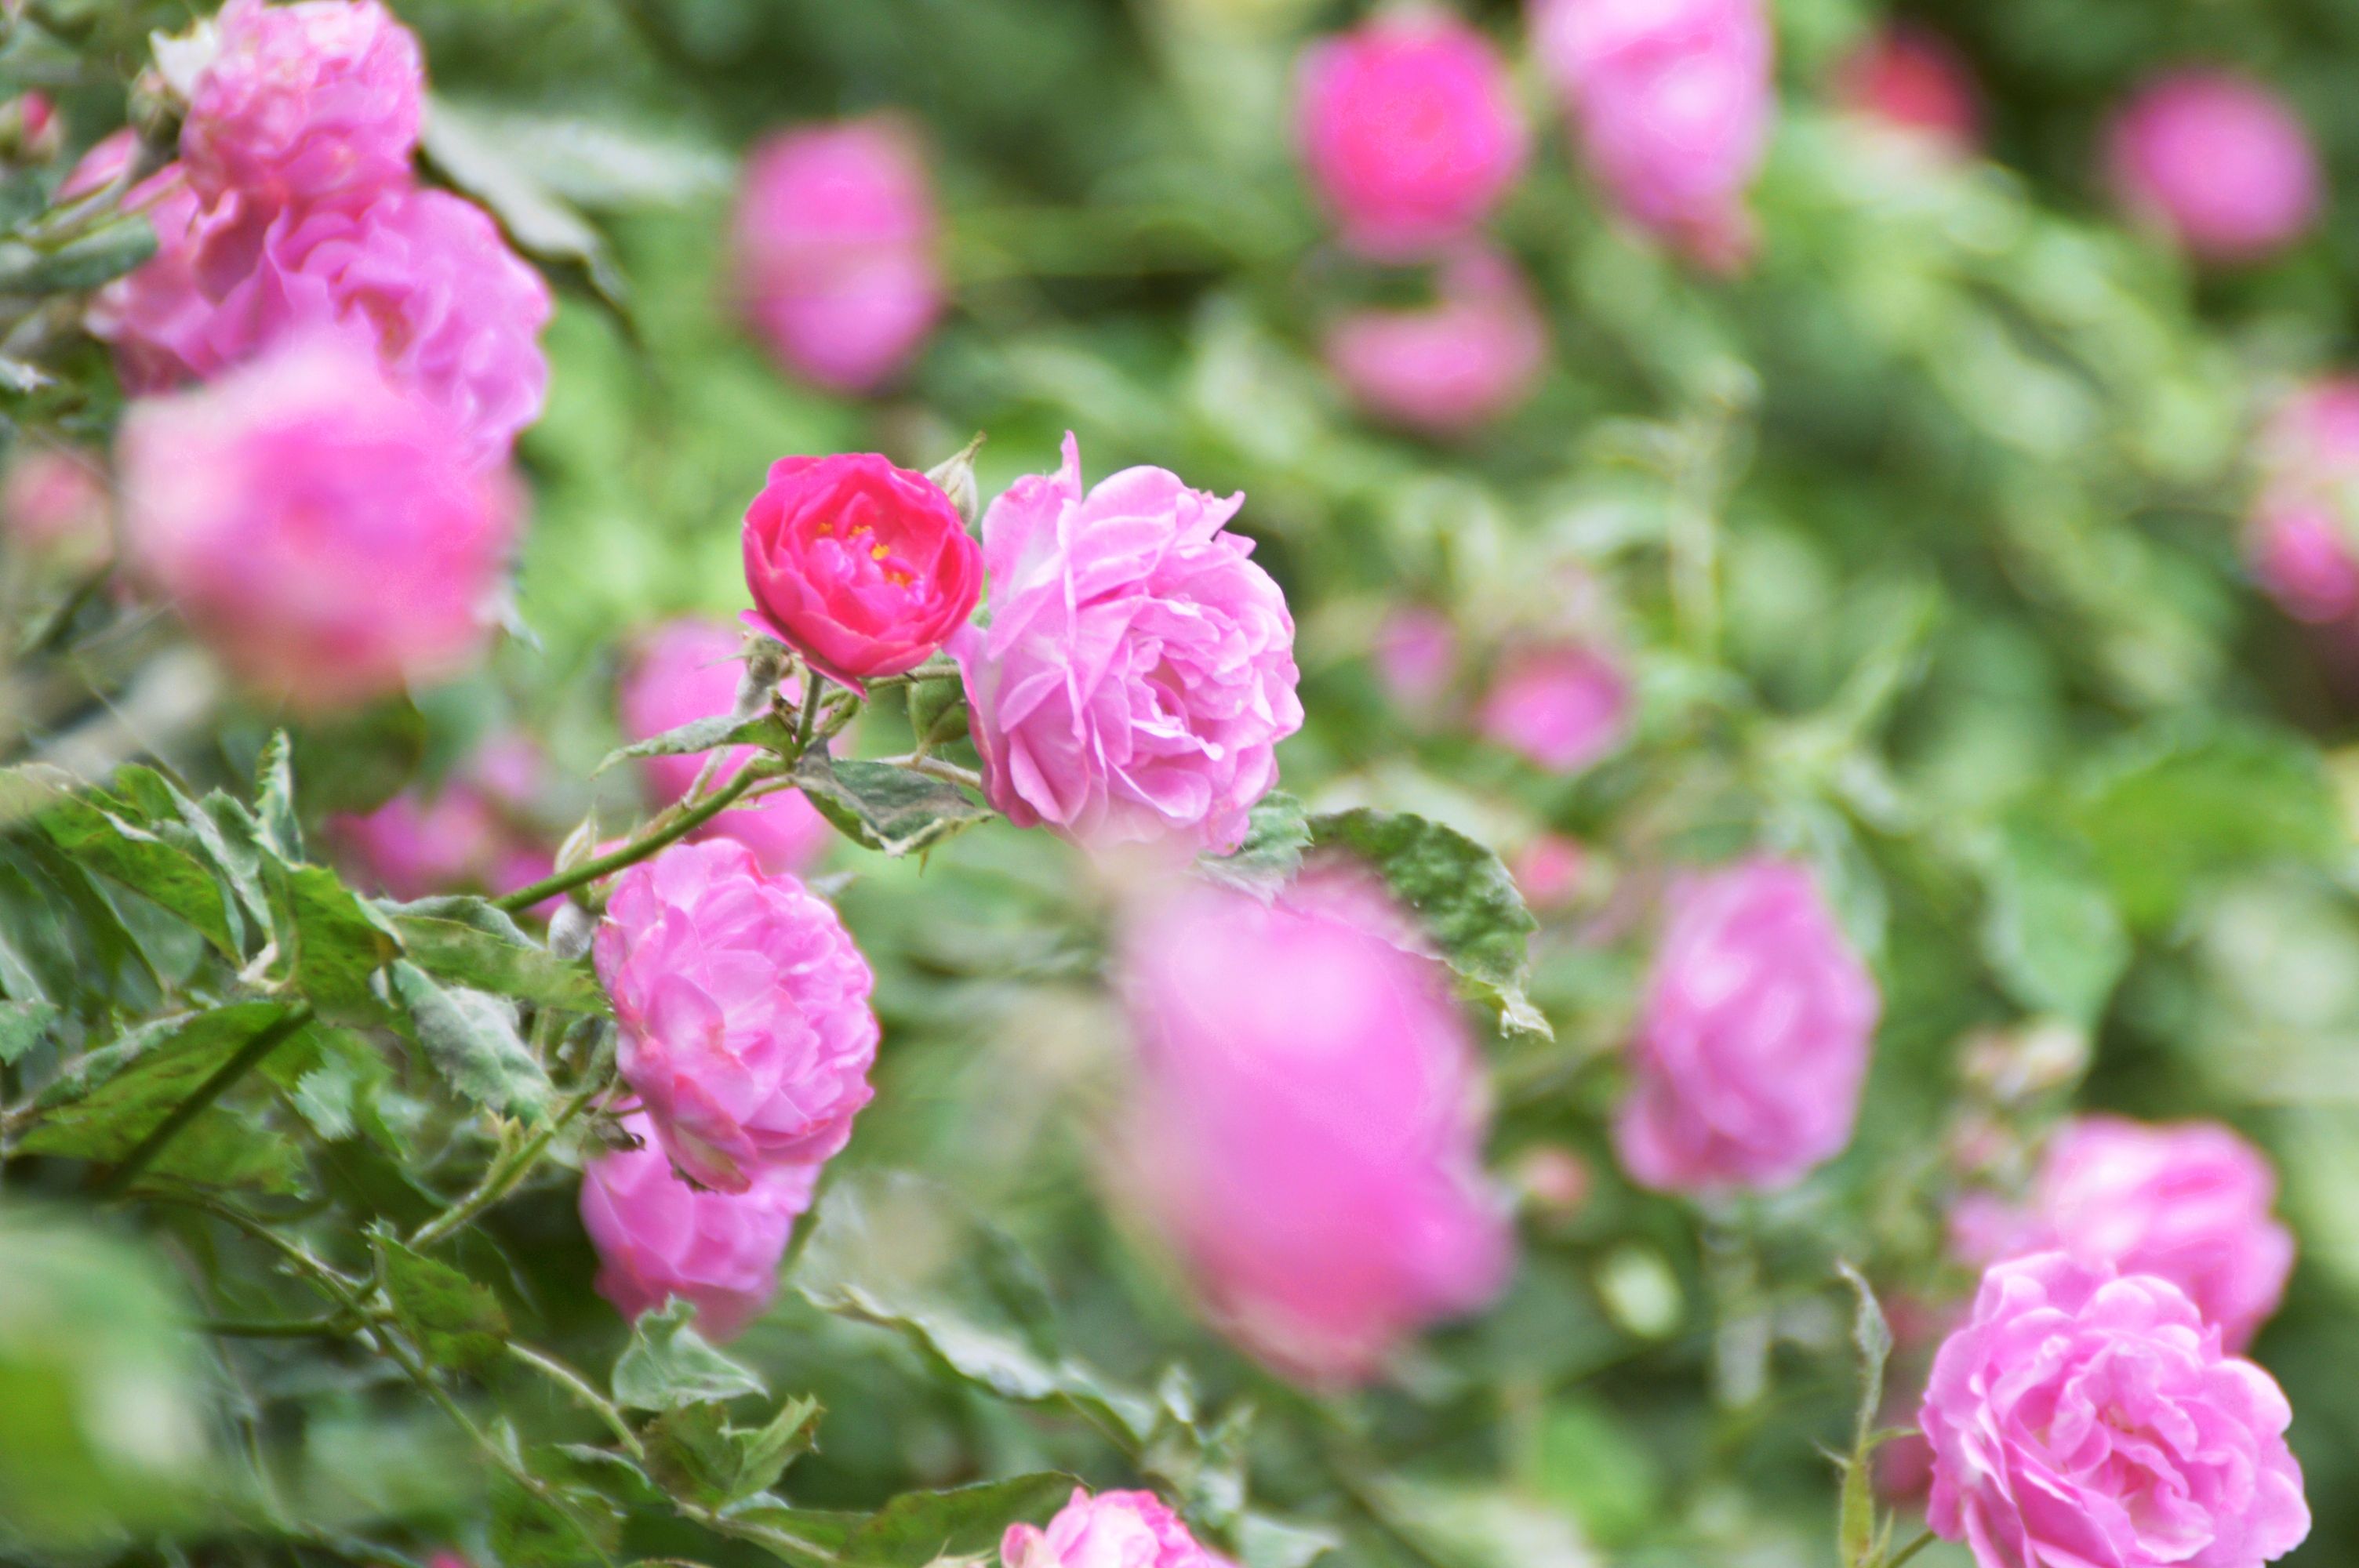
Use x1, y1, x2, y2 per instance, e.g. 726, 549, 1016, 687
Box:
1530, 0, 1774, 270
1832, 24, 1980, 154
619, 619, 834, 876
1478, 642, 1631, 774
1614, 856, 1879, 1192
734, 118, 944, 394
594, 839, 879, 1194
955, 434, 1303, 856
1295, 10, 1528, 261
180, 0, 423, 210
579, 1112, 816, 1341
1001, 1489, 1228, 1568
2106, 71, 2321, 265
740, 452, 983, 688
117, 334, 518, 711
1922, 1252, 2309, 1568
1325, 244, 1546, 434
1116, 882, 1512, 1383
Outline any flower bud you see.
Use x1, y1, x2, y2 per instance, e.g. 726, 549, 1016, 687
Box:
0, 93, 61, 164
2106, 71, 2320, 265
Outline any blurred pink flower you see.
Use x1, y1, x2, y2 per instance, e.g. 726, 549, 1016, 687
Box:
116, 335, 517, 710
1, 91, 61, 163
333, 786, 503, 902
735, 118, 944, 394
56, 126, 144, 203
1530, 0, 1774, 269
2106, 71, 2321, 264
1614, 857, 1879, 1192
1295, 10, 1527, 260
619, 619, 834, 875
181, 0, 422, 210
1512, 833, 1587, 913
580, 1112, 817, 1341
1, 446, 110, 560
594, 839, 878, 1194
1117, 881, 1510, 1382
1325, 244, 1546, 434
1478, 642, 1630, 773
1921, 1251, 2308, 1568
92, 185, 552, 469
1950, 1115, 2295, 1352
1002, 1489, 1227, 1568
1372, 603, 1459, 713
957, 434, 1303, 856
2248, 377, 2359, 622
1832, 24, 1979, 154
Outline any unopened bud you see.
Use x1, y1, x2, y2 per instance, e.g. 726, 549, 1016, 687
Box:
907, 674, 968, 750
0, 93, 61, 164
547, 901, 596, 961
923, 432, 986, 530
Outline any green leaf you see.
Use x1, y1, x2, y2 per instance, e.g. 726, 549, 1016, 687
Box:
1358, 1482, 1594, 1568
728, 1472, 1078, 1568
0, 215, 158, 293
643, 1394, 820, 1508
264, 855, 402, 1022
1305, 808, 1549, 1039
289, 697, 427, 817
387, 960, 553, 1124
610, 1298, 765, 1411
794, 753, 991, 858
907, 675, 969, 750
372, 1228, 510, 1372
386, 901, 609, 1014
254, 731, 304, 862
591, 710, 791, 777
1234, 1515, 1341, 1568
1532, 1398, 1662, 1548
1980, 816, 2128, 1025
1835, 1264, 1894, 1567
0, 998, 58, 1065
422, 94, 631, 312
29, 775, 241, 960
489, 1467, 621, 1568
1198, 792, 1308, 897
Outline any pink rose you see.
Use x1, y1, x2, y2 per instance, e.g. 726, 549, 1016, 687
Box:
579, 1112, 818, 1341
735, 118, 943, 394
1921, 1251, 2309, 1568
116, 334, 518, 710
1372, 603, 1459, 713
1832, 24, 1980, 154
1614, 856, 1880, 1192
955, 434, 1303, 856
91, 184, 552, 468
1950, 1116, 2295, 1352
1478, 642, 1630, 773
1512, 833, 1587, 913
1295, 11, 1527, 260
2106, 71, 2321, 265
741, 452, 983, 687
2248, 506, 2359, 623
1002, 1489, 1228, 1568
181, 0, 423, 210
1116, 882, 1511, 1382
619, 619, 834, 876
2248, 377, 2359, 622
1530, 0, 1775, 269
332, 739, 554, 904
1, 446, 110, 561
594, 839, 878, 1194
1325, 244, 1546, 434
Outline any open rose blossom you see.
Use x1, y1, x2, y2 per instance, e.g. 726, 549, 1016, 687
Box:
180, 0, 423, 210
1116, 881, 1511, 1382
1478, 641, 1631, 773
2248, 377, 2359, 622
1002, 1489, 1226, 1568
1325, 244, 1546, 434
2106, 71, 2321, 265
594, 838, 878, 1194
741, 452, 983, 686
1833, 24, 1981, 154
116, 335, 517, 710
620, 619, 834, 875
1295, 12, 1528, 260
1614, 856, 1880, 1192
1950, 1116, 2295, 1352
1530, 0, 1774, 269
956, 434, 1303, 856
1921, 1251, 2309, 1568
735, 118, 943, 393
579, 1112, 818, 1341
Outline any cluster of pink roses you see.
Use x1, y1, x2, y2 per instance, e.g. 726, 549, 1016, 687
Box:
97, 0, 551, 709
1374, 601, 1634, 775
332, 736, 557, 910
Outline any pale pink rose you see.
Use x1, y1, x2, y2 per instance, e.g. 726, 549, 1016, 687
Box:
1002, 1489, 1228, 1568
619, 619, 833, 876
1372, 603, 1459, 713
1478, 643, 1630, 773
1117, 881, 1512, 1382
1614, 857, 1880, 1192
1512, 833, 1587, 913
1950, 1116, 2295, 1352
735, 118, 943, 394
2106, 71, 2321, 264
1530, 0, 1775, 269
1295, 11, 1528, 260
2248, 377, 2359, 622
1831, 24, 1980, 154
594, 839, 878, 1194
580, 1112, 817, 1341
1, 446, 110, 559
955, 434, 1303, 857
181, 0, 423, 210
91, 183, 552, 468
2246, 506, 2359, 623
115, 335, 518, 710
333, 787, 503, 902
1921, 1251, 2309, 1568
1325, 244, 1546, 433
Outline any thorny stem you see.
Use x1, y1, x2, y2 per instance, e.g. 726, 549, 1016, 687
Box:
507, 1342, 644, 1459
1882, 1529, 1939, 1568
408, 1076, 606, 1250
